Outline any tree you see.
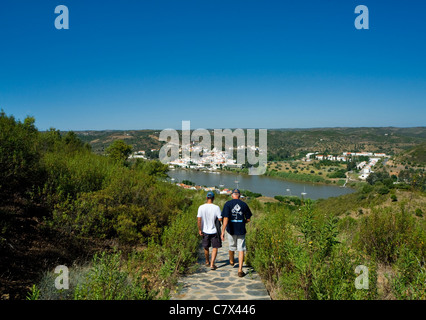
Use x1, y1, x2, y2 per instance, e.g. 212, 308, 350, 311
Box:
366, 170, 390, 185
106, 140, 132, 163
133, 159, 169, 178
0, 110, 42, 200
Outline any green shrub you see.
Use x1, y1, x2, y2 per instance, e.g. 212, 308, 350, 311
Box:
355, 206, 426, 264
26, 284, 41, 300
73, 251, 153, 300
375, 183, 390, 195
247, 200, 377, 300
0, 111, 43, 199
105, 140, 132, 163
51, 168, 190, 243
241, 189, 262, 198
328, 169, 346, 179
278, 244, 377, 300
392, 247, 426, 299
42, 150, 118, 203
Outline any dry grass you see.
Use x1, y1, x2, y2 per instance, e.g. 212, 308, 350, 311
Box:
268, 160, 346, 184
377, 263, 396, 300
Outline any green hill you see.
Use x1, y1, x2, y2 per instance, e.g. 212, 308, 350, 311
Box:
73, 127, 426, 160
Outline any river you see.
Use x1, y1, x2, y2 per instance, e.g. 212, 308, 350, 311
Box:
168, 169, 355, 200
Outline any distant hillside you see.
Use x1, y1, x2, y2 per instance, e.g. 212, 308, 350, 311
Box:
393, 142, 426, 166
75, 130, 163, 154
74, 127, 426, 160
266, 127, 426, 160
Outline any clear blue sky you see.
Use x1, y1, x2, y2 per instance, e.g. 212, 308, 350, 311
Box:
0, 0, 425, 130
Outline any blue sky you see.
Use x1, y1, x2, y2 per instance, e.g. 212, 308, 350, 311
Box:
0, 0, 425, 130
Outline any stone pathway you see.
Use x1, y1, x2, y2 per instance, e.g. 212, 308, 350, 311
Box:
172, 237, 270, 300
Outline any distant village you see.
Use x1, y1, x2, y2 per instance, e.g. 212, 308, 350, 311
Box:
130, 143, 263, 171
167, 146, 244, 171
128, 144, 259, 195
303, 151, 390, 181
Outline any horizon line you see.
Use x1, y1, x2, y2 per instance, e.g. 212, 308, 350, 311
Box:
45, 125, 426, 132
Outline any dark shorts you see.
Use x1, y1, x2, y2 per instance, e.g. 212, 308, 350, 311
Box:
202, 233, 222, 249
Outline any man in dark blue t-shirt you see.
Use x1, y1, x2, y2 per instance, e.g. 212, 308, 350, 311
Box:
221, 189, 252, 277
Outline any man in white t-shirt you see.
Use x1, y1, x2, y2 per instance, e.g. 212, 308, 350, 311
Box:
197, 191, 222, 270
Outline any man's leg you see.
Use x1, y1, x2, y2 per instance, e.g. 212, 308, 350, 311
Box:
229, 250, 235, 266
202, 234, 211, 265
238, 250, 244, 273
204, 248, 210, 265
237, 235, 246, 277
210, 234, 221, 269
227, 233, 236, 266
211, 248, 218, 269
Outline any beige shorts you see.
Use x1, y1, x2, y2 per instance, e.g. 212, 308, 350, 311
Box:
227, 232, 246, 252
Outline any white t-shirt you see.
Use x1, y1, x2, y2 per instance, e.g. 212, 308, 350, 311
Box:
197, 203, 222, 235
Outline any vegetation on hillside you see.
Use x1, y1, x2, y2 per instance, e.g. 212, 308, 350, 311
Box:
247, 182, 426, 300
0, 110, 201, 300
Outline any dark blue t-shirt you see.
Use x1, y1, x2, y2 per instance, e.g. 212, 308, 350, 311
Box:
222, 199, 252, 235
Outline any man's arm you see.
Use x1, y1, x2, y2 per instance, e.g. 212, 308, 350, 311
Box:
197, 217, 203, 236
216, 207, 223, 222
245, 203, 252, 223
221, 217, 228, 241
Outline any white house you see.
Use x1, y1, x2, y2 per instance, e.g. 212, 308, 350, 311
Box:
357, 161, 367, 170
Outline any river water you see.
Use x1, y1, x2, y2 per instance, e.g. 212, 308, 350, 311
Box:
168, 169, 355, 200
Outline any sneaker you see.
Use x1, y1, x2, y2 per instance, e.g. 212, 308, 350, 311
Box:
238, 271, 245, 277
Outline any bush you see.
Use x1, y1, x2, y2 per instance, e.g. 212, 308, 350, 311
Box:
158, 197, 201, 280
0, 111, 43, 199
105, 140, 132, 163
247, 200, 377, 300
354, 206, 426, 264
246, 203, 292, 286
42, 150, 118, 203
51, 168, 190, 243
392, 247, 426, 299
375, 183, 390, 195
241, 189, 262, 198
279, 244, 377, 300
328, 169, 346, 179
73, 251, 154, 300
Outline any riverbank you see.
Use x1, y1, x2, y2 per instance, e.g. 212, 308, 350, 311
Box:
172, 164, 353, 188
215, 161, 356, 187
168, 168, 356, 200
